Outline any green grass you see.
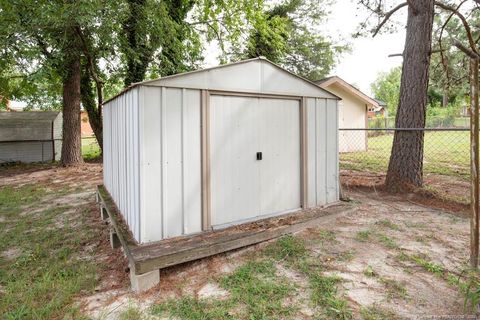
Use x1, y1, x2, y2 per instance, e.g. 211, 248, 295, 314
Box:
265, 235, 307, 262
155, 259, 296, 319
355, 230, 372, 242
360, 304, 399, 320
340, 131, 469, 180
81, 136, 101, 161
375, 219, 400, 230
376, 233, 398, 249
151, 297, 233, 320
309, 273, 352, 319
0, 184, 100, 319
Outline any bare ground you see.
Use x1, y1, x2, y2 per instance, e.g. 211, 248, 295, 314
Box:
0, 163, 476, 319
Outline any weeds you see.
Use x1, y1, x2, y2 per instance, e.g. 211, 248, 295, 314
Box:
355, 230, 372, 242
309, 273, 352, 319
379, 277, 408, 300
265, 235, 307, 262
376, 233, 398, 249
375, 219, 400, 230
219, 260, 296, 319
151, 297, 233, 320
360, 304, 399, 320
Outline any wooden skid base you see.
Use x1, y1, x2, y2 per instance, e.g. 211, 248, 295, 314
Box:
97, 185, 355, 292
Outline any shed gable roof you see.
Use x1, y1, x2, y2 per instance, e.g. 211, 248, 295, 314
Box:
135, 57, 339, 99
315, 76, 379, 107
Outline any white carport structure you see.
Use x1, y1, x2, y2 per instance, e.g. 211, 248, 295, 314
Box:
102, 57, 340, 245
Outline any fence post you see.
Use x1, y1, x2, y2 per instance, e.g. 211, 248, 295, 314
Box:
470, 57, 479, 269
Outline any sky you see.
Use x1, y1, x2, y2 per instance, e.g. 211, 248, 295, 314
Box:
323, 0, 406, 95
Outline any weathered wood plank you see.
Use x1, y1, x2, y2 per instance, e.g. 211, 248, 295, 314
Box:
99, 184, 355, 276
97, 185, 137, 265
132, 204, 355, 274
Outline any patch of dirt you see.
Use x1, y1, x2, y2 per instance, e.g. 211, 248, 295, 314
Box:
341, 169, 470, 216
1, 247, 21, 261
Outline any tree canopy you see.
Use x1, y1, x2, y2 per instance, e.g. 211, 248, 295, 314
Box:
232, 0, 348, 80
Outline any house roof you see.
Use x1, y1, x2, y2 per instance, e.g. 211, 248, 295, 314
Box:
314, 76, 380, 108
104, 57, 340, 105
373, 98, 387, 107
0, 111, 60, 121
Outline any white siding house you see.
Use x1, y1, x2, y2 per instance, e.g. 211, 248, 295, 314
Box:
316, 76, 382, 152
103, 57, 340, 244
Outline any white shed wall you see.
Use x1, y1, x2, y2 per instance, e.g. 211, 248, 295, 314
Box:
139, 86, 202, 243
305, 98, 339, 207
103, 88, 141, 241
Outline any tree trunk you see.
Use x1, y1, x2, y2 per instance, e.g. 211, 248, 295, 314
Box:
60, 31, 83, 166
81, 62, 103, 151
385, 0, 434, 192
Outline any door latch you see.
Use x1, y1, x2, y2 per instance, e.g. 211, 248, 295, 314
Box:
256, 152, 262, 160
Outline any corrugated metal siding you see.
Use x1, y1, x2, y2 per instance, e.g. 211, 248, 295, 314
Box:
0, 141, 53, 163
304, 98, 339, 207
104, 86, 337, 244
103, 88, 141, 242
139, 86, 202, 243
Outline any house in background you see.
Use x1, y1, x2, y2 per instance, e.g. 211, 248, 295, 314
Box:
81, 111, 94, 137
0, 111, 62, 163
315, 76, 383, 152
369, 99, 387, 118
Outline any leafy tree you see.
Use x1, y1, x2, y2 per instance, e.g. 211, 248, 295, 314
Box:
120, 0, 261, 86
233, 0, 347, 80
429, 9, 480, 107
371, 67, 401, 116
0, 0, 261, 159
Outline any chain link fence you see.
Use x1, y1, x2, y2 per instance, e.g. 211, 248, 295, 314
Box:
339, 128, 470, 181
368, 116, 470, 129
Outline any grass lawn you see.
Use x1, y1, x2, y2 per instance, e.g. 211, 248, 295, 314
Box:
82, 137, 101, 161
340, 131, 470, 180
0, 166, 107, 320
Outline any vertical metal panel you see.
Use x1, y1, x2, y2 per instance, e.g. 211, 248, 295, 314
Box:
183, 89, 202, 234
306, 98, 317, 207
140, 87, 162, 243
315, 98, 327, 206
133, 88, 141, 240
326, 99, 339, 203
138, 86, 202, 243
300, 97, 308, 208
164, 88, 184, 238
103, 88, 141, 243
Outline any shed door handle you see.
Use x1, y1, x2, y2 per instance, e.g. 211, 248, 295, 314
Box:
256, 152, 262, 160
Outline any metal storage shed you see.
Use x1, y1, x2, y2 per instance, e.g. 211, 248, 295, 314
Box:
102, 57, 340, 245
0, 111, 62, 164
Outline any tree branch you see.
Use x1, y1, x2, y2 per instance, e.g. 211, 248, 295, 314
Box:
74, 26, 104, 107
453, 39, 480, 59
434, 1, 477, 54
373, 2, 409, 37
